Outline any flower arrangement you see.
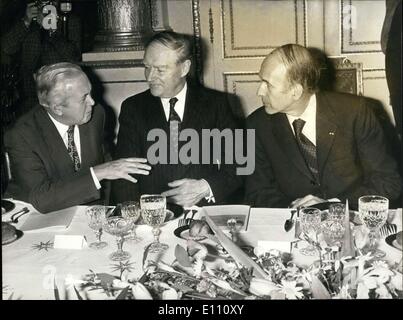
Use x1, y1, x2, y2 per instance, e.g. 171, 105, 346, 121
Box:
59, 236, 402, 300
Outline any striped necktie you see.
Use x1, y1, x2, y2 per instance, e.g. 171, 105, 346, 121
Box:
292, 119, 319, 180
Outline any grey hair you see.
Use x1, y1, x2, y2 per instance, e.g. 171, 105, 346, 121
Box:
270, 44, 321, 93
34, 62, 85, 106
145, 31, 193, 63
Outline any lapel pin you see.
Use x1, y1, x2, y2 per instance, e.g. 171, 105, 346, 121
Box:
329, 132, 335, 136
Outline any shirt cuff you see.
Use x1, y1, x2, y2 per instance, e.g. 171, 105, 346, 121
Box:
90, 167, 102, 190
202, 179, 215, 203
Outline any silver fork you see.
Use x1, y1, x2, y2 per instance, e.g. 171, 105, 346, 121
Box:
178, 210, 190, 227
185, 210, 197, 226
379, 222, 398, 238
8, 207, 29, 224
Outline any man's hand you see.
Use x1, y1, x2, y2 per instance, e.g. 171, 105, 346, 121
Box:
93, 158, 151, 183
161, 179, 210, 207
23, 3, 39, 27
290, 194, 326, 209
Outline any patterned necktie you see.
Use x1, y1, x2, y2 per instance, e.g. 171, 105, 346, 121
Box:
67, 125, 81, 171
292, 119, 319, 180
168, 98, 180, 161
168, 97, 181, 123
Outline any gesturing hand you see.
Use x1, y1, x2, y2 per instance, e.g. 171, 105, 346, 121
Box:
161, 179, 210, 207
93, 157, 151, 183
290, 194, 326, 209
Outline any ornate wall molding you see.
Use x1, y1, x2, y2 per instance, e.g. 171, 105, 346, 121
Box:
222, 0, 307, 58
340, 0, 382, 54
192, 0, 203, 84
80, 59, 144, 70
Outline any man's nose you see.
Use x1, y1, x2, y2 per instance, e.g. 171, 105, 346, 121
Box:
87, 95, 95, 106
257, 83, 266, 96
146, 68, 156, 81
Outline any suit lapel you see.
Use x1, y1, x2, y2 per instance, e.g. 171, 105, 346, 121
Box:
181, 84, 204, 129
316, 92, 337, 176
34, 107, 75, 174
146, 93, 169, 131
271, 113, 314, 180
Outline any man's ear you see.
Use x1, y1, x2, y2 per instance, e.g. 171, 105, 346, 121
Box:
181, 59, 191, 77
292, 83, 304, 100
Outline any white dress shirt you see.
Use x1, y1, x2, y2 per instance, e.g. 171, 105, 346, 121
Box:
287, 94, 317, 145
47, 113, 101, 189
160, 82, 187, 121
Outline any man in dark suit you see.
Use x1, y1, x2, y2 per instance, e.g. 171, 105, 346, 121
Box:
245, 44, 402, 210
111, 31, 241, 207
4, 62, 151, 213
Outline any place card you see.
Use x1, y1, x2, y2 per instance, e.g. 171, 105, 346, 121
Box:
254, 240, 292, 256
53, 235, 87, 250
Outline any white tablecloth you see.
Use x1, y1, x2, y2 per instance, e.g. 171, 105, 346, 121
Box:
2, 201, 402, 300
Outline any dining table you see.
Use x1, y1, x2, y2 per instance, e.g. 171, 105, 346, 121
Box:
2, 199, 402, 300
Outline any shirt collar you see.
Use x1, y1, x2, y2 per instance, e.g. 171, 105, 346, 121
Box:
287, 94, 317, 124
161, 82, 188, 105
47, 112, 71, 137
161, 82, 188, 121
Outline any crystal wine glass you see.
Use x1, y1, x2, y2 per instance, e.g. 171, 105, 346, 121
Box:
140, 194, 168, 253
358, 195, 389, 258
120, 201, 142, 243
86, 205, 108, 249
103, 216, 133, 261
328, 203, 346, 222
299, 207, 322, 256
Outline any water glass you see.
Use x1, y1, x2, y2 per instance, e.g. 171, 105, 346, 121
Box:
103, 216, 133, 261
358, 195, 389, 258
120, 201, 142, 243
140, 194, 168, 253
299, 207, 322, 256
86, 205, 108, 249
328, 203, 346, 222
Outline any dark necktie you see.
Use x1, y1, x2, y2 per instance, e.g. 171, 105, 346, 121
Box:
168, 98, 180, 160
67, 125, 81, 172
168, 97, 181, 123
292, 119, 319, 180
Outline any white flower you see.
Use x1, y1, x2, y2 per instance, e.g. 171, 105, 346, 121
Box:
278, 280, 304, 300
162, 288, 179, 300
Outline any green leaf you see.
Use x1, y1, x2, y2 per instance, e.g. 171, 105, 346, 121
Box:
116, 286, 130, 300
310, 274, 331, 299
175, 244, 192, 267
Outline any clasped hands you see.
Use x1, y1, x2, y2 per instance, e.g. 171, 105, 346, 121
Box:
161, 179, 210, 208
290, 194, 326, 209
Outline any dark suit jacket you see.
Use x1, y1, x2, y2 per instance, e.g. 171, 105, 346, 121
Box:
245, 91, 402, 210
4, 104, 105, 213
111, 83, 242, 205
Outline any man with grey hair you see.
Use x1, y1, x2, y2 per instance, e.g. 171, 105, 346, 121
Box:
245, 44, 401, 210
4, 62, 151, 213
111, 31, 242, 207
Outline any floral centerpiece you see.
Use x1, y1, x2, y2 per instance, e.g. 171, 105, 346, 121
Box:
59, 223, 402, 300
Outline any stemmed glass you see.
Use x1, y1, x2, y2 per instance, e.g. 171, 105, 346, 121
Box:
328, 203, 346, 222
120, 201, 142, 243
140, 194, 168, 253
86, 205, 108, 249
299, 207, 322, 256
103, 216, 133, 261
358, 195, 389, 258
